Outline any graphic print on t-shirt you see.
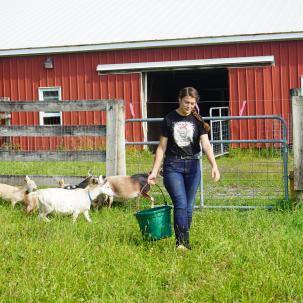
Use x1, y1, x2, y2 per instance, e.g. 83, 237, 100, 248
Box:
173, 121, 194, 147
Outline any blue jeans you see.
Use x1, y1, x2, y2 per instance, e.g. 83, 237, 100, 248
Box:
163, 158, 201, 246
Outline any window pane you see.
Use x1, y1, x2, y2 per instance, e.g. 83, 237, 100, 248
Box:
43, 90, 59, 101
39, 88, 62, 126
43, 116, 61, 125
43, 112, 61, 117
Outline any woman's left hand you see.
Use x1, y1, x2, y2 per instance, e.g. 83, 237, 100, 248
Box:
147, 172, 157, 185
212, 167, 220, 182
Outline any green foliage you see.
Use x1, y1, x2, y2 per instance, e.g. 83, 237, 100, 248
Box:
0, 149, 154, 177
126, 147, 154, 161
0, 161, 106, 176
0, 204, 303, 302
275, 199, 294, 211
227, 147, 284, 159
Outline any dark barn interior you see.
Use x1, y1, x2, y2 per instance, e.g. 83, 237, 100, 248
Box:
146, 69, 229, 145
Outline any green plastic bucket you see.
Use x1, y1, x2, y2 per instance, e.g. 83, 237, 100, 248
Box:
135, 205, 172, 240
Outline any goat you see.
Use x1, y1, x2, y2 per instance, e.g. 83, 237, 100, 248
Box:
58, 175, 100, 189
25, 175, 102, 214
28, 176, 104, 222
93, 173, 154, 209
0, 176, 37, 207
58, 171, 100, 189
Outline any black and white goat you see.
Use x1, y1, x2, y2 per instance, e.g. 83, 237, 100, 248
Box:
58, 171, 100, 189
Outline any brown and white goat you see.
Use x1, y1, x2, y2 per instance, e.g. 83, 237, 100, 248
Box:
93, 174, 154, 209
0, 176, 37, 207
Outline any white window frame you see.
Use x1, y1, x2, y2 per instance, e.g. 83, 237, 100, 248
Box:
38, 87, 62, 126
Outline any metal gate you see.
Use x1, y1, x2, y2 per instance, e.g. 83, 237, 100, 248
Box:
209, 107, 229, 157
126, 115, 288, 209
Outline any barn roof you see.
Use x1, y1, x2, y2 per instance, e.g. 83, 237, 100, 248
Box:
1, 0, 303, 56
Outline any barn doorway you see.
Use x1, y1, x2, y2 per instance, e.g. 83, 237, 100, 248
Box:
146, 69, 229, 143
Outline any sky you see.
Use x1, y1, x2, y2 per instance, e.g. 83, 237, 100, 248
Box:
1, 0, 303, 50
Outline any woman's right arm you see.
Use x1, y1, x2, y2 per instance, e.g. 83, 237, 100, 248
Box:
147, 136, 168, 185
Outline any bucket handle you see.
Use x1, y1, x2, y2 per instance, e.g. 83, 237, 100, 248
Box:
140, 182, 168, 206
152, 183, 168, 206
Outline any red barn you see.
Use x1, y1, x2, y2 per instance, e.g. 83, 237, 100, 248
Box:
0, 0, 302, 149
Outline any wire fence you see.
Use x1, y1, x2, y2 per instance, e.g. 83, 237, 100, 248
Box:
126, 115, 290, 209
0, 98, 292, 210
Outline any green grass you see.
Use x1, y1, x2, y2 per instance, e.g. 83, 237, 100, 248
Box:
0, 149, 300, 302
0, 202, 303, 302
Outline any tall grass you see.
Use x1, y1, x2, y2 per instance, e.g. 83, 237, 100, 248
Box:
0, 149, 300, 302
0, 202, 303, 302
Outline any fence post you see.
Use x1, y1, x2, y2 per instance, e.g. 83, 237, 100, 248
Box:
291, 93, 303, 202
106, 100, 126, 176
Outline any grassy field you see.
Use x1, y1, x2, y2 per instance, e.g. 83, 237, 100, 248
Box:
0, 202, 303, 302
0, 149, 299, 302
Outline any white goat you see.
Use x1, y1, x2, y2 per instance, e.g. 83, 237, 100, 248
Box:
29, 176, 105, 222
0, 176, 37, 207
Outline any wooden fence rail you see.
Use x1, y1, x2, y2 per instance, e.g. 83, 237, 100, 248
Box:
0, 100, 108, 112
0, 99, 126, 185
0, 125, 106, 137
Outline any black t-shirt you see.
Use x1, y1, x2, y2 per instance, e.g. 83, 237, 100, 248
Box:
161, 110, 207, 157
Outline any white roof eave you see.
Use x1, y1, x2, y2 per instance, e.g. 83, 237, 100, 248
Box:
96, 56, 275, 74
0, 32, 302, 57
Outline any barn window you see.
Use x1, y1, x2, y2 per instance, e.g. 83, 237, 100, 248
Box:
38, 87, 62, 126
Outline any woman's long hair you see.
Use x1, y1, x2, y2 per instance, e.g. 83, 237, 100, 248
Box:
178, 87, 210, 132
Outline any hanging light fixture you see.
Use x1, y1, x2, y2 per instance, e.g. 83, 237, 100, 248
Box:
44, 57, 54, 69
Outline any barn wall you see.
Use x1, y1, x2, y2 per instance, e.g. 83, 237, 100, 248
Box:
0, 40, 302, 148
228, 40, 301, 145
0, 54, 143, 149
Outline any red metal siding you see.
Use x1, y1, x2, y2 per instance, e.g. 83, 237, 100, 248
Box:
0, 40, 302, 149
0, 53, 143, 150
228, 41, 300, 145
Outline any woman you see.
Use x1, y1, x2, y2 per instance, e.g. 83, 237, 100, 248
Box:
147, 87, 220, 251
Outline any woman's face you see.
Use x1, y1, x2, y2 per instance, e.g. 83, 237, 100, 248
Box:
178, 96, 197, 116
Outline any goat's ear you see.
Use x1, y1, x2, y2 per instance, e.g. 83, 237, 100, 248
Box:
87, 169, 93, 176
98, 175, 103, 184
32, 181, 38, 189
25, 175, 30, 182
